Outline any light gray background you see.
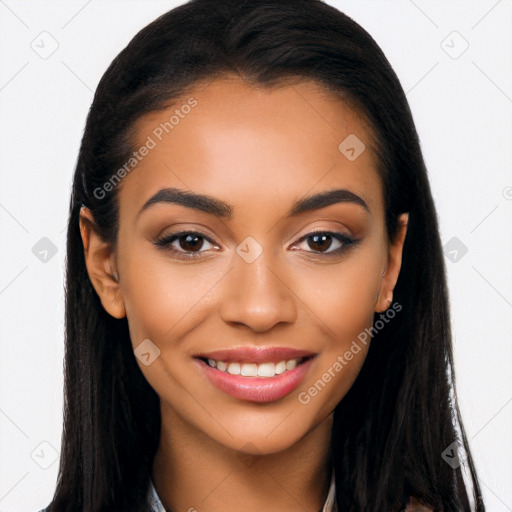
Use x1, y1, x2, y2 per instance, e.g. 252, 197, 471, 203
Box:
0, 1, 511, 510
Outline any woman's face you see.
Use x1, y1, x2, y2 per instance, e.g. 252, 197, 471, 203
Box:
82, 77, 407, 455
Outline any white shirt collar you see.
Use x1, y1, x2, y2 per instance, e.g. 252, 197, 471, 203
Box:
148, 469, 337, 511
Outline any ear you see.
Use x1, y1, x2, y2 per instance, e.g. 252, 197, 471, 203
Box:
375, 213, 409, 313
79, 206, 126, 319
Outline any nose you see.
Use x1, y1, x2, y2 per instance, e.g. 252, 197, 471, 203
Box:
218, 253, 297, 333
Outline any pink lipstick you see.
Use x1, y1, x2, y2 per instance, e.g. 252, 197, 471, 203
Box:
194, 347, 316, 403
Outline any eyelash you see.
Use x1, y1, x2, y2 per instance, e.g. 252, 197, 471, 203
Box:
153, 230, 360, 260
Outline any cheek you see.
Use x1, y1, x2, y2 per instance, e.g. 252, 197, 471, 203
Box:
292, 247, 384, 410
295, 250, 383, 344
120, 245, 226, 348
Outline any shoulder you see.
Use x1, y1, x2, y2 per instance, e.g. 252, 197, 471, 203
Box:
405, 496, 433, 511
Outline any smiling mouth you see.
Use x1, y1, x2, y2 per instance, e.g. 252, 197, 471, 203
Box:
198, 356, 314, 378
195, 354, 316, 403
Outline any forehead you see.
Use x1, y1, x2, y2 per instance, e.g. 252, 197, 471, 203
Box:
119, 77, 383, 223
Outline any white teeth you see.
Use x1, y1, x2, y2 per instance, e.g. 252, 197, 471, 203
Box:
241, 363, 258, 376
257, 362, 274, 377
286, 359, 297, 371
205, 357, 303, 377
227, 362, 240, 375
275, 361, 287, 374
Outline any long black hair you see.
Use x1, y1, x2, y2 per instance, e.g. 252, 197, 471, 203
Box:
47, 1, 485, 510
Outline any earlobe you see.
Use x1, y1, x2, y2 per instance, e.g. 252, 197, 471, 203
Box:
79, 207, 126, 319
375, 213, 409, 313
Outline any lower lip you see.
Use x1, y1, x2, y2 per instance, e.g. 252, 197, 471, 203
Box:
196, 357, 315, 403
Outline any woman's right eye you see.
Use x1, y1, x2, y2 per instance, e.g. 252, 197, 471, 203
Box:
154, 231, 218, 259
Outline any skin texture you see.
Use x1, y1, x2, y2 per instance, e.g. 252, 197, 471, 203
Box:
80, 77, 408, 512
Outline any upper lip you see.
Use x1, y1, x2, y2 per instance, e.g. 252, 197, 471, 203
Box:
194, 346, 317, 364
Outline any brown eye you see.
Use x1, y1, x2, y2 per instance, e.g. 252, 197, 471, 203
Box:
306, 233, 335, 252
293, 231, 358, 257
177, 233, 205, 252
154, 231, 217, 259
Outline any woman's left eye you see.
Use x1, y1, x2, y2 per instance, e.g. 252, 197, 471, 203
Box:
293, 231, 358, 256
154, 230, 358, 260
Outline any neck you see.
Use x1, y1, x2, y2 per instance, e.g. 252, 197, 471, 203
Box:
152, 405, 333, 512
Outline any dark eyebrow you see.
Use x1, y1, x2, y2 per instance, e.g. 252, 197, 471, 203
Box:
137, 187, 369, 220
138, 188, 233, 219
287, 188, 370, 216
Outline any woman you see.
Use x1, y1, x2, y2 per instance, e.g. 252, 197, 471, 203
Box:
40, 0, 485, 510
